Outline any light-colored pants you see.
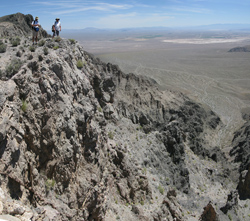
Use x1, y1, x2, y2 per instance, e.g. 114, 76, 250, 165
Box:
33, 30, 39, 38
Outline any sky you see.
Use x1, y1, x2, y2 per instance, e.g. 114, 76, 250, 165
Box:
1, 0, 250, 30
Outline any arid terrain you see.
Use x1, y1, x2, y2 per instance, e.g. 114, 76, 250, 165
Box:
1, 14, 250, 220
63, 30, 250, 147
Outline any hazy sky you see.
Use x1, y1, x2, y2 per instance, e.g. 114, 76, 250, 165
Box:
1, 0, 250, 30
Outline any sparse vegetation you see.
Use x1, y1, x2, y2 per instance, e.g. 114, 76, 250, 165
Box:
11, 37, 21, 47
108, 131, 114, 139
5, 58, 23, 78
45, 179, 56, 191
69, 39, 76, 44
54, 37, 61, 42
76, 59, 84, 69
228, 213, 232, 221
53, 45, 59, 50
0, 40, 7, 53
38, 40, 45, 46
29, 45, 36, 52
158, 184, 164, 195
21, 99, 28, 112
43, 47, 49, 55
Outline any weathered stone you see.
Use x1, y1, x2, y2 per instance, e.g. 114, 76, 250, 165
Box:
0, 12, 246, 221
200, 202, 219, 221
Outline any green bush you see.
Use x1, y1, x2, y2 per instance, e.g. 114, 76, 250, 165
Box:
38, 40, 45, 46
53, 45, 59, 50
0, 43, 7, 53
54, 37, 61, 42
45, 179, 56, 191
43, 47, 49, 55
108, 131, 114, 139
69, 39, 76, 44
21, 99, 28, 112
76, 59, 84, 69
11, 37, 21, 47
5, 59, 23, 78
158, 184, 164, 195
29, 46, 36, 52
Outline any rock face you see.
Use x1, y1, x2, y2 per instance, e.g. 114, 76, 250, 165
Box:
0, 13, 249, 221
230, 109, 250, 200
200, 202, 219, 221
0, 13, 48, 38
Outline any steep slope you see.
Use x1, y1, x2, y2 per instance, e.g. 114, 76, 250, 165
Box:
0, 13, 250, 221
0, 13, 48, 38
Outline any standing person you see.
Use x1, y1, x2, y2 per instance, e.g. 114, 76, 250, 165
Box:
31, 16, 40, 45
53, 18, 61, 38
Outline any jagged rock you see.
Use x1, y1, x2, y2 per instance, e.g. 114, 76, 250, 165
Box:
156, 193, 184, 221
0, 13, 49, 38
0, 12, 247, 221
200, 202, 219, 221
230, 111, 250, 199
237, 167, 250, 200
221, 190, 239, 214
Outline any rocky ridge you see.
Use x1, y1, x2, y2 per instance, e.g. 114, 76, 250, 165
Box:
0, 13, 250, 220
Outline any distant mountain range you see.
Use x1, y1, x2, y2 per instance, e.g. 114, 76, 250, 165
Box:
62, 24, 250, 33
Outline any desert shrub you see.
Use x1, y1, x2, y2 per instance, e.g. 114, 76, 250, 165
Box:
69, 39, 76, 44
11, 37, 21, 47
5, 58, 23, 78
76, 59, 84, 69
97, 106, 102, 112
38, 40, 45, 46
19, 46, 25, 52
29, 46, 36, 52
108, 131, 114, 139
21, 99, 28, 112
43, 47, 49, 55
0, 43, 7, 53
54, 37, 61, 42
45, 179, 56, 191
158, 184, 164, 195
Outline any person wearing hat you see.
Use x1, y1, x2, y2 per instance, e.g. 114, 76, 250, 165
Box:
53, 18, 61, 38
31, 16, 41, 44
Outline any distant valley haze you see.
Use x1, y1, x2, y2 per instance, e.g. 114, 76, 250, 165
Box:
61, 27, 250, 147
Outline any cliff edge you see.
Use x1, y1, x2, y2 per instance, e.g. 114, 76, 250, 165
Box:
0, 13, 250, 221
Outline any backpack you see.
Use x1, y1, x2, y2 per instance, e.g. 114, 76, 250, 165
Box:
32, 20, 39, 32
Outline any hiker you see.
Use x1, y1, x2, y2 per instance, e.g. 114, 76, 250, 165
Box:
53, 18, 61, 38
31, 16, 40, 45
